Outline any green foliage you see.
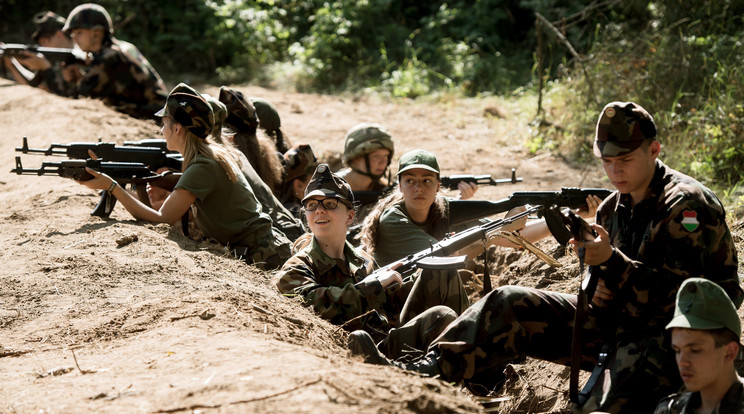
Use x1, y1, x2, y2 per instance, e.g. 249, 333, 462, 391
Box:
538, 0, 744, 201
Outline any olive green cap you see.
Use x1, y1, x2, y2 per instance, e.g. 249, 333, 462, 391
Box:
201, 93, 227, 136
397, 149, 439, 176
666, 278, 741, 338
594, 101, 657, 157
63, 3, 113, 35
155, 83, 214, 139
32, 11, 66, 42
250, 98, 281, 133
343, 122, 394, 165
302, 164, 354, 207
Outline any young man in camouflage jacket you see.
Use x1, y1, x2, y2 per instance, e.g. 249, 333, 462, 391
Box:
386, 101, 743, 413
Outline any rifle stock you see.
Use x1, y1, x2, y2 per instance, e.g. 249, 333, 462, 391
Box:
448, 187, 613, 226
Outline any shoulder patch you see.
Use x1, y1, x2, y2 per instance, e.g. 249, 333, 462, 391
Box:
681, 210, 699, 232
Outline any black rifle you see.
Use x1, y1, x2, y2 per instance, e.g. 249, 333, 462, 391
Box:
1, 43, 87, 66
10, 157, 181, 218
122, 138, 171, 152
440, 168, 522, 190
449, 187, 613, 227
16, 137, 182, 170
357, 205, 541, 285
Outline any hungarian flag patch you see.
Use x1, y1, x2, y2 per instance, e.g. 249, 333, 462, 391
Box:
681, 210, 699, 232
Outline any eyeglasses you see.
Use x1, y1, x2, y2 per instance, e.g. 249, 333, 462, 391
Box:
302, 198, 341, 211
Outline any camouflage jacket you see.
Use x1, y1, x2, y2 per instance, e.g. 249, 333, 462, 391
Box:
274, 237, 408, 331
37, 39, 167, 119
593, 159, 743, 344
653, 375, 744, 413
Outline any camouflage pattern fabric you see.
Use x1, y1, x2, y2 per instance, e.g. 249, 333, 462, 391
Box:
653, 376, 744, 413
274, 237, 469, 346
234, 227, 291, 271
28, 64, 77, 96
114, 38, 165, 91
38, 39, 167, 120
427, 159, 742, 413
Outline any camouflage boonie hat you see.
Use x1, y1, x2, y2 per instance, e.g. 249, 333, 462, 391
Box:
594, 101, 657, 157
284, 143, 318, 182
397, 149, 440, 176
667, 278, 741, 339
63, 3, 114, 35
250, 98, 281, 133
32, 11, 66, 42
155, 83, 214, 139
343, 123, 394, 166
201, 93, 227, 136
218, 87, 259, 132
302, 164, 354, 207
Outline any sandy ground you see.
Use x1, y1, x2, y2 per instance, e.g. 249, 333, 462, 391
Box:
0, 78, 739, 414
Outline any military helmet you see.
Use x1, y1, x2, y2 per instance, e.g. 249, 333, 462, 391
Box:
250, 98, 281, 133
63, 3, 114, 35
32, 11, 66, 42
342, 123, 394, 166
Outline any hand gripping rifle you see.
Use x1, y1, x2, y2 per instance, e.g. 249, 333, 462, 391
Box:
10, 157, 181, 218
0, 43, 87, 66
448, 187, 613, 227
544, 206, 605, 405
357, 205, 542, 287
440, 168, 522, 190
16, 137, 183, 218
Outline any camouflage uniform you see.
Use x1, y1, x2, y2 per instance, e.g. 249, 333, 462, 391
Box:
425, 158, 743, 413
37, 4, 167, 119
653, 378, 744, 414
274, 164, 467, 358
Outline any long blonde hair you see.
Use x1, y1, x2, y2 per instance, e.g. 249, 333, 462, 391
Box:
181, 130, 241, 183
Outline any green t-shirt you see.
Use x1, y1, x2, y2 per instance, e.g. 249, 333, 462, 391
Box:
373, 197, 451, 267
175, 154, 274, 247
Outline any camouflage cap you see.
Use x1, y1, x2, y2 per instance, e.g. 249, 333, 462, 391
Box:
594, 101, 657, 157
201, 93, 227, 136
31, 11, 66, 42
666, 278, 741, 338
343, 122, 394, 165
250, 98, 281, 133
397, 149, 440, 176
218, 87, 259, 132
155, 83, 214, 139
302, 164, 354, 207
284, 143, 318, 182
62, 3, 114, 35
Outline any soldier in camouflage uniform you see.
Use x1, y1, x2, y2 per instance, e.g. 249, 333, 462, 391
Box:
654, 278, 744, 413
274, 164, 468, 360
18, 3, 167, 120
280, 143, 319, 221
78, 83, 290, 269
391, 102, 743, 413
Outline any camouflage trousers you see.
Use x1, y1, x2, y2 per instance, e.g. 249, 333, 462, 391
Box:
430, 285, 680, 413
375, 268, 470, 360
234, 228, 292, 270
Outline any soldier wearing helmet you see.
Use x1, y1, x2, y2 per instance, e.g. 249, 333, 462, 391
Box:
18, 3, 167, 120
337, 123, 395, 194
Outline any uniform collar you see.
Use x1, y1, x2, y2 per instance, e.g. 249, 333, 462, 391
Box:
308, 236, 368, 276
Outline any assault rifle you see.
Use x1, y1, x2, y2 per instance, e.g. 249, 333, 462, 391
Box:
10, 157, 181, 218
16, 137, 182, 170
122, 138, 171, 151
0, 43, 87, 66
449, 187, 613, 227
440, 168, 522, 190
357, 205, 541, 285
351, 169, 523, 206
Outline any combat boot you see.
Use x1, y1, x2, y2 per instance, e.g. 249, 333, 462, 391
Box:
348, 330, 396, 366
404, 350, 442, 378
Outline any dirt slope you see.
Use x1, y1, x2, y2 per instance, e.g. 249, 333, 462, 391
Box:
0, 77, 723, 414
